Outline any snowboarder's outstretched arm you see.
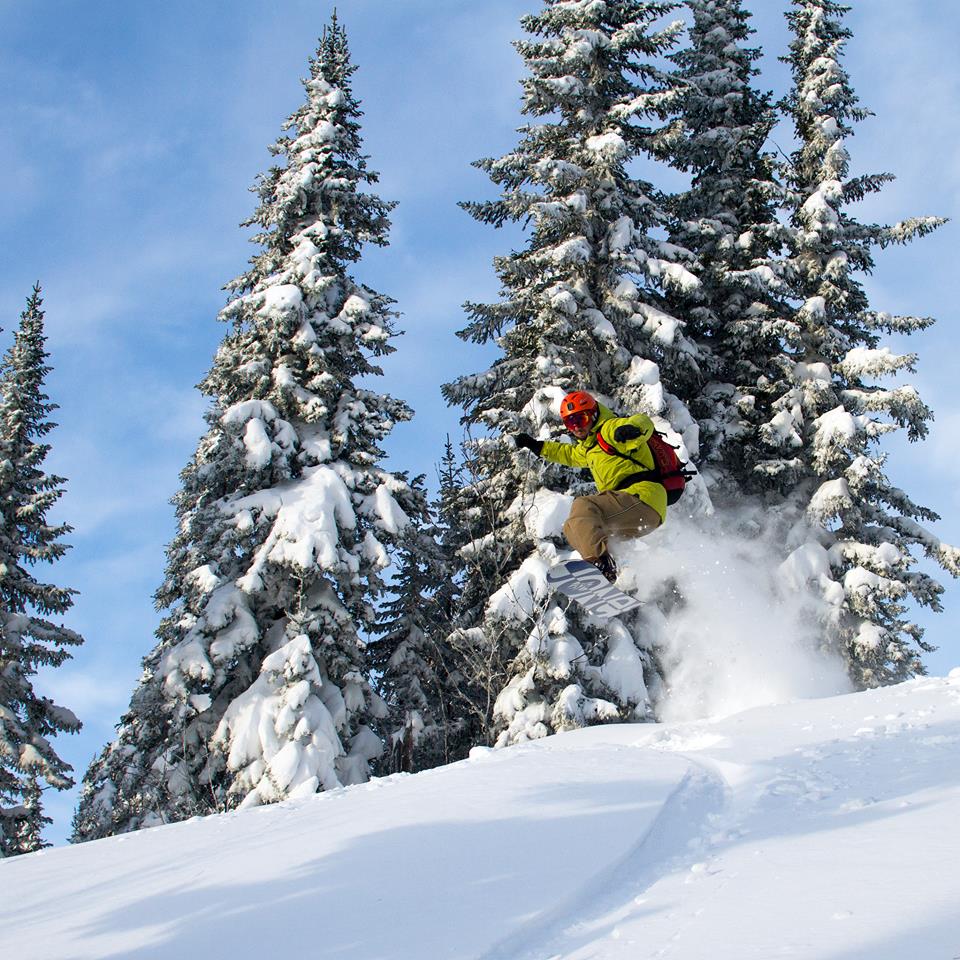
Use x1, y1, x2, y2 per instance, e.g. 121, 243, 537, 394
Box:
513, 432, 588, 467
514, 432, 581, 463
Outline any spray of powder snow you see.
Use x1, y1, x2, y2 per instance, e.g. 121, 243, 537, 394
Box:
613, 508, 853, 723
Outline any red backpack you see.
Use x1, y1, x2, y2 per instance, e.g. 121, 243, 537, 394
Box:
596, 429, 695, 506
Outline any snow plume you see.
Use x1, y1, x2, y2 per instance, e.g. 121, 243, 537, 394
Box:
617, 509, 852, 723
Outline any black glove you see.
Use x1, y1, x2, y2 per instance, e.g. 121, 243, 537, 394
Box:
613, 423, 644, 443
513, 433, 544, 456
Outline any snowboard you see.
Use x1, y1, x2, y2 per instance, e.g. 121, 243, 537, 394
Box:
545, 559, 642, 617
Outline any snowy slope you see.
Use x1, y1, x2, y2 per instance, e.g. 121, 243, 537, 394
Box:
4, 673, 960, 960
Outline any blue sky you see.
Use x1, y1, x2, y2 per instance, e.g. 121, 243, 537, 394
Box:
1, 0, 958, 846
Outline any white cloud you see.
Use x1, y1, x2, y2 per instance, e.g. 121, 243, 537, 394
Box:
36, 666, 134, 720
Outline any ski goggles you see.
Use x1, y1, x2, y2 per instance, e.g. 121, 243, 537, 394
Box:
562, 410, 594, 433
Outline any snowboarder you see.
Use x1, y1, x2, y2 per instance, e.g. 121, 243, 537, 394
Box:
513, 391, 667, 582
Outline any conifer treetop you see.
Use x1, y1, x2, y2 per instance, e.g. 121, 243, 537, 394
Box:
443, 1, 706, 749
664, 0, 786, 473
760, 0, 956, 685
0, 285, 82, 857
73, 15, 418, 840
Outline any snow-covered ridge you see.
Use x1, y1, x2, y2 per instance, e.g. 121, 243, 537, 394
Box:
5, 674, 960, 960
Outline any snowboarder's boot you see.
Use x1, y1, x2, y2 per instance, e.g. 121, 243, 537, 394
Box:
585, 552, 617, 583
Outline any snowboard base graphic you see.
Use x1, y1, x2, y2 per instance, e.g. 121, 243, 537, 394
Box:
546, 559, 642, 617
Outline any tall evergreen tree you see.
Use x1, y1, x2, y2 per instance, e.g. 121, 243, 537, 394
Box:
369, 474, 467, 774
443, 0, 707, 747
0, 285, 82, 856
432, 435, 468, 627
74, 15, 421, 841
665, 0, 788, 483
746, 0, 958, 684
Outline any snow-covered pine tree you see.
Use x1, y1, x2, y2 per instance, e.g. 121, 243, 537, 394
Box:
443, 0, 706, 747
417, 435, 500, 757
369, 473, 468, 774
0, 285, 82, 856
73, 14, 420, 841
432, 435, 468, 628
752, 0, 958, 684
665, 0, 790, 484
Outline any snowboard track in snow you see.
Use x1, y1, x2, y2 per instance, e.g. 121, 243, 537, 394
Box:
478, 759, 728, 960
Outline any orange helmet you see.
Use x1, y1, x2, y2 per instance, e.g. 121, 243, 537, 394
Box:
560, 390, 598, 433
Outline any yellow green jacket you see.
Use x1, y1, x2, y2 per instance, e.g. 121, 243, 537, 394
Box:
539, 405, 667, 524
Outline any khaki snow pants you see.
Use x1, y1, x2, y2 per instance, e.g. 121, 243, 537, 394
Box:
563, 491, 662, 560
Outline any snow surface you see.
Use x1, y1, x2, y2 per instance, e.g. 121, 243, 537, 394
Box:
5, 674, 960, 959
